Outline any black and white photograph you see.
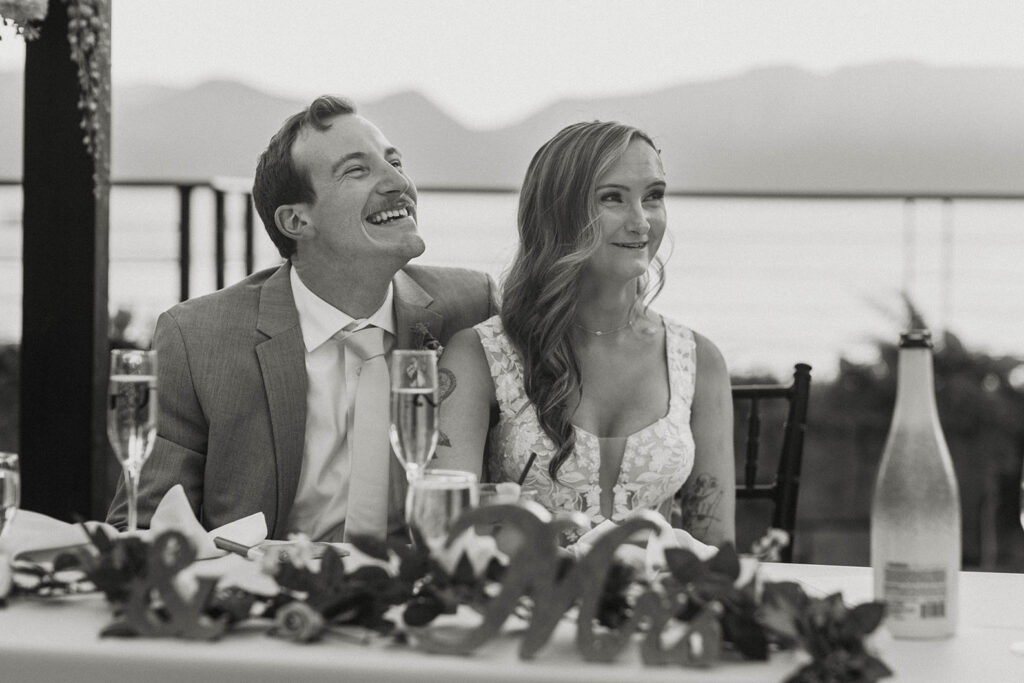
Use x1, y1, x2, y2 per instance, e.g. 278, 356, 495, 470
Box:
1, 1, 1023, 680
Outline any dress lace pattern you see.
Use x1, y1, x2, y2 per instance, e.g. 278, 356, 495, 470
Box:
476, 315, 696, 538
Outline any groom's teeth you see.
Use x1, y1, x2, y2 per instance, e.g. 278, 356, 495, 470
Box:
367, 207, 411, 225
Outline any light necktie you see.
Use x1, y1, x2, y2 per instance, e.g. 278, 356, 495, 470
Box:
341, 326, 391, 540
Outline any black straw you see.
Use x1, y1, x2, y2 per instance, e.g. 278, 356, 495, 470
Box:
518, 452, 538, 486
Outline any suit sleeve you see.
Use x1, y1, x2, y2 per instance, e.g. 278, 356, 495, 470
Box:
106, 311, 208, 528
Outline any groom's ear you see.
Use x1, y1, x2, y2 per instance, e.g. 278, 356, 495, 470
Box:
274, 204, 314, 241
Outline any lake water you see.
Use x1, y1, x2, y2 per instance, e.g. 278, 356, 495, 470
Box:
2, 187, 1023, 380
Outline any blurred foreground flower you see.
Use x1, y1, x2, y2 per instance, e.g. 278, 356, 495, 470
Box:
273, 602, 326, 643
751, 528, 791, 562
759, 581, 891, 682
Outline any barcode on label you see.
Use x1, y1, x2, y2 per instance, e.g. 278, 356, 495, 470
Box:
920, 602, 945, 618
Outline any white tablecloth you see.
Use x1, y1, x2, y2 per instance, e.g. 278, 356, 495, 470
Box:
2, 514, 1023, 682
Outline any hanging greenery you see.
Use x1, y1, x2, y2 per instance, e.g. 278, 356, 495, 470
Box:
65, 0, 109, 192
1, 0, 110, 192
0, 0, 47, 39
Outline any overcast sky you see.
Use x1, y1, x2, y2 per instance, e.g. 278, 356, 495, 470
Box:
3, 0, 1024, 127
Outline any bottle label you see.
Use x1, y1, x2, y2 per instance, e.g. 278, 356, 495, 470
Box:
883, 562, 948, 620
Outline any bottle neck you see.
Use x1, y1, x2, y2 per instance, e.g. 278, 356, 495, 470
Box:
893, 347, 940, 424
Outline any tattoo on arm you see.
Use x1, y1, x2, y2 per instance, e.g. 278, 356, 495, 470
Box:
677, 473, 723, 537
436, 368, 457, 448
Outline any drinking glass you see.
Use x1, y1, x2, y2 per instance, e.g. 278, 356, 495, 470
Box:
107, 349, 158, 532
389, 349, 439, 482
477, 482, 522, 507
0, 452, 20, 540
406, 469, 478, 547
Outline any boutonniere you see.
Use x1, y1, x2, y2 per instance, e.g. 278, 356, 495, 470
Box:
411, 322, 444, 355
410, 322, 453, 448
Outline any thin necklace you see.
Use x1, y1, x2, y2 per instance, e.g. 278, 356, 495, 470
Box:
573, 318, 633, 337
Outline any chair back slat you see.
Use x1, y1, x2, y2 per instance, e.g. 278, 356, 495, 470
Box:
731, 363, 812, 562
744, 398, 761, 490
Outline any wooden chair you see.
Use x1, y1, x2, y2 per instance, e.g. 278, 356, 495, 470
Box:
732, 363, 812, 562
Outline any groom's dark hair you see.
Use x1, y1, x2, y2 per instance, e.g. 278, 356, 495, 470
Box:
253, 95, 357, 258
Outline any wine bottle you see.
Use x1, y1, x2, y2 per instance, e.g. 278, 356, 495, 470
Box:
870, 329, 961, 638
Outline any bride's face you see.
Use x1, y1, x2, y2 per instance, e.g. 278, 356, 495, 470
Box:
584, 139, 666, 285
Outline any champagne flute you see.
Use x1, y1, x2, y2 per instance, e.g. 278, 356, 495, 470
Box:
107, 349, 157, 532
389, 349, 439, 482
0, 452, 19, 540
406, 469, 478, 547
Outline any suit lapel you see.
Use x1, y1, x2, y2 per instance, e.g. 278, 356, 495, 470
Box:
393, 269, 444, 350
255, 263, 307, 538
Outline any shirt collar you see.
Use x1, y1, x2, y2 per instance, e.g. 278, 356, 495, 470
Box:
290, 267, 396, 352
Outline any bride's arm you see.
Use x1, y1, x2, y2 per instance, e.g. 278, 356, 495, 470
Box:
432, 328, 496, 480
679, 331, 736, 547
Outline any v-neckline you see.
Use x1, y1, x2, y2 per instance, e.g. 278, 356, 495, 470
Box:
570, 317, 674, 444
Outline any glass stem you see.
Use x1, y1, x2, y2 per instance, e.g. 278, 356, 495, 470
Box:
404, 485, 418, 548
124, 466, 140, 533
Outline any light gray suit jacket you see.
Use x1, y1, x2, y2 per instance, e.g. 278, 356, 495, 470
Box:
106, 261, 497, 538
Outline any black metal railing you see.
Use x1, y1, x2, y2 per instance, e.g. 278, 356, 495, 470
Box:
4, 179, 1024, 305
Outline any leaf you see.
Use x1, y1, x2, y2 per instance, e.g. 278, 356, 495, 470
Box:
849, 602, 887, 636
761, 581, 810, 617
209, 588, 259, 624
783, 662, 820, 683
316, 586, 368, 620
393, 540, 431, 585
348, 565, 391, 586
664, 548, 704, 583
706, 543, 740, 580
273, 562, 321, 594
484, 557, 506, 582
858, 653, 895, 681
100, 619, 140, 638
757, 601, 801, 644
52, 552, 84, 572
721, 609, 769, 660
403, 596, 444, 627
318, 547, 347, 584
452, 554, 476, 585
348, 534, 390, 561
82, 521, 114, 554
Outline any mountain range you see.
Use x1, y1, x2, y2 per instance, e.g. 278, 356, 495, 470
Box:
2, 60, 1024, 194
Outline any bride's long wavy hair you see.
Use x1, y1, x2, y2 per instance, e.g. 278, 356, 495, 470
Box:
501, 121, 666, 481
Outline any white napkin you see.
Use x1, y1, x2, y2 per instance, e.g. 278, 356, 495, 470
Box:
567, 511, 718, 576
0, 485, 266, 563
148, 484, 267, 560
0, 510, 105, 559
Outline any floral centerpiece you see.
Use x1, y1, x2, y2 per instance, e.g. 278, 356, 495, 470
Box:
5, 506, 892, 683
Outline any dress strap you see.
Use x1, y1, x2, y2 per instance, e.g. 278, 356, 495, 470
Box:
474, 317, 527, 415
663, 317, 697, 410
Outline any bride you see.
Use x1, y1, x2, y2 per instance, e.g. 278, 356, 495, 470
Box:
433, 120, 735, 547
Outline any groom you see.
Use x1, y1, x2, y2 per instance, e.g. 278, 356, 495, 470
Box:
106, 96, 497, 540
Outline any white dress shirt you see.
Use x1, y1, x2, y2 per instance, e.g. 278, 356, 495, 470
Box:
285, 267, 396, 540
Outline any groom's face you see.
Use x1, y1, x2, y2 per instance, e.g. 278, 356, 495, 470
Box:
291, 114, 424, 265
